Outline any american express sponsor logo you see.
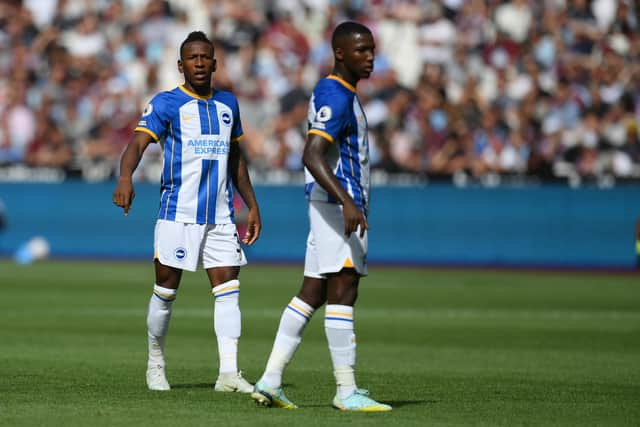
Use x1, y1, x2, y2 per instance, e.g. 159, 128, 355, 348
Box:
188, 139, 230, 155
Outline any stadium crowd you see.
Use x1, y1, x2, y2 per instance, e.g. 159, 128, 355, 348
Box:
0, 0, 639, 184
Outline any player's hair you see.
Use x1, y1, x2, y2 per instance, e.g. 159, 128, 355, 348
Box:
180, 31, 214, 59
331, 21, 371, 50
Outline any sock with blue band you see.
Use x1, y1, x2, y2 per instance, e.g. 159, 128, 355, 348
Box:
325, 304, 357, 399
261, 296, 315, 388
212, 280, 241, 374
147, 284, 177, 367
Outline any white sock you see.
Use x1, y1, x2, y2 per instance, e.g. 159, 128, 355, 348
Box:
147, 284, 177, 367
325, 304, 357, 399
212, 280, 241, 375
261, 297, 315, 388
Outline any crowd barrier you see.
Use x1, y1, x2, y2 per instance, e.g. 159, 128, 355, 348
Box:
1, 182, 638, 269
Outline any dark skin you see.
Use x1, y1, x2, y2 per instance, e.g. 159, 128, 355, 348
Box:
113, 40, 261, 290
298, 30, 375, 308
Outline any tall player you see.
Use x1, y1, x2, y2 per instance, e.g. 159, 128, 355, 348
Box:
251, 22, 391, 412
113, 31, 261, 393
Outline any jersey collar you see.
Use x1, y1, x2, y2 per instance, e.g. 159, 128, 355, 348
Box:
179, 85, 213, 100
327, 74, 356, 93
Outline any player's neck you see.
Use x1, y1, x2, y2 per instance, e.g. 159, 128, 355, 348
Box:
330, 69, 358, 88
183, 82, 212, 98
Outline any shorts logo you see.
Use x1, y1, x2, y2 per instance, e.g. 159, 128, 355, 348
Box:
142, 103, 153, 117
221, 112, 231, 125
174, 247, 187, 261
316, 106, 332, 122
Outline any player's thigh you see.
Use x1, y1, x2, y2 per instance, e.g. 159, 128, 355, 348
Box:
297, 275, 328, 309
326, 268, 360, 305
154, 259, 183, 289
154, 219, 205, 272
201, 223, 247, 271
206, 266, 240, 287
303, 229, 325, 279
308, 201, 368, 277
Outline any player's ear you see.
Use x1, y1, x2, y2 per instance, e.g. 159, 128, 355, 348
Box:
334, 47, 344, 62
212, 58, 217, 72
177, 59, 183, 74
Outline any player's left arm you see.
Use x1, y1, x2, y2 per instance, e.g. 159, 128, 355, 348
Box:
229, 140, 261, 245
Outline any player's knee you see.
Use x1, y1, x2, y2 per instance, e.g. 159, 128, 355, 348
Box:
207, 266, 240, 286
297, 290, 326, 309
326, 270, 359, 304
328, 285, 358, 305
297, 276, 327, 309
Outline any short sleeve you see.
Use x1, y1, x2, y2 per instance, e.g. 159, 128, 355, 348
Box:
307, 85, 349, 143
134, 92, 170, 141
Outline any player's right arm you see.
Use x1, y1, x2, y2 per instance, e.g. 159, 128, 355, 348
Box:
303, 133, 367, 238
113, 131, 154, 216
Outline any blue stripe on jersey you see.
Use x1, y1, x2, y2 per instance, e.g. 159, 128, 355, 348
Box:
196, 159, 219, 224
198, 101, 210, 134
159, 156, 170, 217
340, 133, 364, 213
159, 136, 171, 218
167, 127, 182, 220
207, 161, 219, 224
304, 182, 314, 198
226, 178, 235, 223
159, 125, 182, 220
354, 97, 368, 213
208, 102, 220, 135
198, 100, 220, 136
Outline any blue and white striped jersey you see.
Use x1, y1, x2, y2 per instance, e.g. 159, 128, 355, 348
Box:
135, 85, 243, 225
305, 75, 370, 215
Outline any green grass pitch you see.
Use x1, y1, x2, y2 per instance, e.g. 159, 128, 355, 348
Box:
1, 260, 639, 426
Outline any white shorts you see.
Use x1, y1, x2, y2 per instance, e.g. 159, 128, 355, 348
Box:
304, 200, 368, 278
154, 219, 247, 272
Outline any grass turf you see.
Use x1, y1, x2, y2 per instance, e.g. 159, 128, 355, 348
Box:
1, 260, 639, 426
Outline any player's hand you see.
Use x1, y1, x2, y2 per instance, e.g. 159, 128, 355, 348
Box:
113, 177, 135, 216
243, 207, 261, 245
342, 199, 367, 238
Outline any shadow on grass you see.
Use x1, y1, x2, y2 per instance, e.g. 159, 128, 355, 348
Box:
302, 400, 433, 409
171, 383, 214, 389
386, 399, 435, 408
171, 382, 298, 390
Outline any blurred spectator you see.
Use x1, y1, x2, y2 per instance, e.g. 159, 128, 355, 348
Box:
365, 84, 411, 173
455, 0, 491, 51
0, 0, 638, 184
418, 2, 456, 65
24, 101, 72, 169
566, 0, 601, 56
0, 82, 36, 165
61, 12, 106, 60
494, 0, 533, 44
265, 86, 309, 171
